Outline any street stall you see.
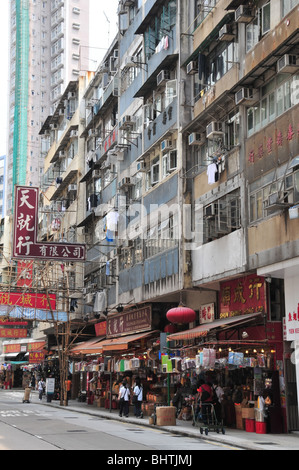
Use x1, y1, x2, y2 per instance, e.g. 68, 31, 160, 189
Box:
165, 275, 286, 434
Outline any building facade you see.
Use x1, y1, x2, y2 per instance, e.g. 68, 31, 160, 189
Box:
3, 0, 299, 432
5, 0, 90, 240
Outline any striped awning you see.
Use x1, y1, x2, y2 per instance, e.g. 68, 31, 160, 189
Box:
70, 337, 105, 355
167, 312, 264, 341
100, 330, 159, 352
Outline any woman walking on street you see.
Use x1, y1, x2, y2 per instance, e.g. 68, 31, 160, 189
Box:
132, 377, 143, 418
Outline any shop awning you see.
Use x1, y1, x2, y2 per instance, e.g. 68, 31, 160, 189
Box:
100, 330, 159, 352
167, 313, 264, 341
70, 337, 106, 355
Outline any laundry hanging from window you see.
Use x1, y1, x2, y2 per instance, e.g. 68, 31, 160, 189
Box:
104, 210, 119, 242
207, 161, 219, 185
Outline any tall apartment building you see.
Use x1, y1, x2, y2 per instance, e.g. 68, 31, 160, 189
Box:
14, 0, 299, 432
5, 0, 89, 215
74, 0, 298, 431
3, 0, 90, 277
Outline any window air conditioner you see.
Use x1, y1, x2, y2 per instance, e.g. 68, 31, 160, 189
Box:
206, 122, 224, 139
58, 151, 65, 158
277, 54, 298, 73
136, 161, 148, 173
157, 70, 170, 86
124, 56, 138, 68
68, 92, 76, 99
118, 177, 134, 189
92, 170, 101, 179
188, 133, 203, 146
219, 24, 235, 41
235, 88, 258, 106
120, 115, 135, 129
235, 5, 254, 23
68, 184, 77, 193
70, 130, 78, 138
88, 129, 99, 137
161, 139, 173, 152
268, 192, 280, 206
186, 61, 198, 75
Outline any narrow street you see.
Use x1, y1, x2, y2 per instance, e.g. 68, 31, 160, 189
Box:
0, 390, 240, 452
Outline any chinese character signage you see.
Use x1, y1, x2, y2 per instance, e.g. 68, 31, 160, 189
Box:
0, 328, 27, 338
107, 306, 152, 338
4, 344, 21, 354
0, 292, 56, 311
285, 303, 299, 341
95, 321, 107, 337
13, 186, 85, 262
29, 352, 45, 364
200, 303, 215, 324
220, 274, 267, 318
27, 341, 46, 352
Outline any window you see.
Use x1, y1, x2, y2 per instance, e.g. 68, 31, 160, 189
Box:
203, 190, 241, 243
261, 2, 271, 35
247, 74, 299, 136
249, 168, 299, 222
282, 0, 299, 16
165, 80, 177, 108
151, 157, 160, 185
246, 2, 271, 52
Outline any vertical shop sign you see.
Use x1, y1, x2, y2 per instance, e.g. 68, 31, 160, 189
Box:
200, 303, 215, 323
285, 303, 299, 340
219, 274, 267, 318
13, 186, 85, 261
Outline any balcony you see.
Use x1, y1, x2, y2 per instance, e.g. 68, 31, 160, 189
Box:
82, 77, 119, 137
134, 26, 178, 99
193, 64, 239, 121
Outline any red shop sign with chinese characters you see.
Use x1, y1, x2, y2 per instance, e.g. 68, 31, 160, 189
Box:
0, 329, 27, 339
219, 274, 267, 319
0, 292, 56, 311
29, 352, 45, 364
95, 321, 107, 337
13, 186, 85, 262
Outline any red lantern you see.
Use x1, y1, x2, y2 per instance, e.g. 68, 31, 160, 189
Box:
166, 306, 196, 324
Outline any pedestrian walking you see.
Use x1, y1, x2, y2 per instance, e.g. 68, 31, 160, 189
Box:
38, 378, 45, 401
132, 377, 143, 418
118, 380, 130, 417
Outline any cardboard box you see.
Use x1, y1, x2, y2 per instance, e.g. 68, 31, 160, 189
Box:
242, 407, 255, 419
235, 404, 245, 430
156, 406, 176, 426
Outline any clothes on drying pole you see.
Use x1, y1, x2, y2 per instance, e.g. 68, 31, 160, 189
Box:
106, 261, 110, 276
207, 162, 218, 185
106, 210, 119, 232
94, 291, 107, 313
104, 210, 119, 242
155, 35, 169, 53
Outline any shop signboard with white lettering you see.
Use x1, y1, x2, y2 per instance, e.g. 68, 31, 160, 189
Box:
13, 186, 85, 262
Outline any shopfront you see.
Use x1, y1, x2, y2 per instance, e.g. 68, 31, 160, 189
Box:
69, 306, 179, 415
165, 274, 286, 433
0, 339, 47, 390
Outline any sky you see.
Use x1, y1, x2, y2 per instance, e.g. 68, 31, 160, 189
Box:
0, 0, 119, 156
